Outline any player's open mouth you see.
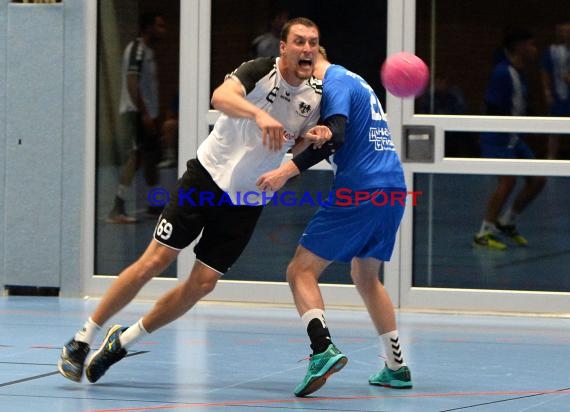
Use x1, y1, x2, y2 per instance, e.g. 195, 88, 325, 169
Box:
299, 59, 313, 68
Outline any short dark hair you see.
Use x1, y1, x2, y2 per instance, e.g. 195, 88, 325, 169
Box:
140, 12, 163, 33
270, 9, 289, 22
280, 17, 319, 42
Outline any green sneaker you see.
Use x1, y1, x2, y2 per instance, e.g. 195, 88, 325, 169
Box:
369, 364, 412, 389
495, 222, 528, 246
294, 344, 348, 397
473, 232, 507, 250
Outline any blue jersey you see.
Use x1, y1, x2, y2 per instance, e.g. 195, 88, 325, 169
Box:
540, 45, 570, 115
321, 65, 406, 191
481, 59, 528, 148
484, 59, 528, 116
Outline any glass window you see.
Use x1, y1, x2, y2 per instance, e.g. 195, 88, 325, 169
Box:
416, 0, 570, 160
416, 0, 570, 119
413, 172, 570, 292
95, 0, 180, 276
444, 131, 570, 160
211, 0, 388, 102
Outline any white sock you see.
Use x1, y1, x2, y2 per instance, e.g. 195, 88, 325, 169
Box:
478, 220, 496, 235
74, 317, 101, 345
119, 318, 148, 350
498, 209, 516, 226
381, 330, 406, 370
301, 308, 327, 328
116, 184, 129, 199
164, 148, 175, 160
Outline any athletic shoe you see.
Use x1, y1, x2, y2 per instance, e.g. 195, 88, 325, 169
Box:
369, 364, 413, 388
495, 222, 528, 246
473, 232, 507, 250
85, 325, 127, 383
157, 157, 176, 169
294, 343, 348, 397
106, 197, 137, 224
106, 213, 137, 224
57, 339, 90, 382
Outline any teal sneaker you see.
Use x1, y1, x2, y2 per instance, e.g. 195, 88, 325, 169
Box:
294, 344, 348, 397
369, 364, 412, 388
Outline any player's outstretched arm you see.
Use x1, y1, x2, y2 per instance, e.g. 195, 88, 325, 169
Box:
211, 77, 285, 151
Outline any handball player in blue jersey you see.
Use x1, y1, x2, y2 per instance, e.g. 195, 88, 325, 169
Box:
474, 29, 546, 250
257, 47, 412, 397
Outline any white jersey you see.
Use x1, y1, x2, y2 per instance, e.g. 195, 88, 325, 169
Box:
198, 57, 322, 205
119, 38, 160, 119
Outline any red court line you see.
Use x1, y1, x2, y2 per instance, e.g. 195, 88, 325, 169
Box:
85, 389, 570, 412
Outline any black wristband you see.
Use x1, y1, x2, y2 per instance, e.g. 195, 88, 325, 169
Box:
291, 114, 346, 172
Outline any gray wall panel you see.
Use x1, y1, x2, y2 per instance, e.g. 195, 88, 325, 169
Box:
60, 0, 87, 296
4, 4, 64, 287
0, 2, 7, 289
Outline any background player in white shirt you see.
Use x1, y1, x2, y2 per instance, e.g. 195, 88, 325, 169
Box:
108, 12, 167, 223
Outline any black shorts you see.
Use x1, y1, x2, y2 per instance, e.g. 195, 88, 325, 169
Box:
122, 112, 160, 152
153, 159, 264, 274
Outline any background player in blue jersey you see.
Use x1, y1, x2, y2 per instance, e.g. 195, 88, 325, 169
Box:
540, 20, 570, 159
474, 29, 546, 250
257, 47, 412, 397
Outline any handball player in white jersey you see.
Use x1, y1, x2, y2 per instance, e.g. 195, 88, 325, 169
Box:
58, 17, 330, 384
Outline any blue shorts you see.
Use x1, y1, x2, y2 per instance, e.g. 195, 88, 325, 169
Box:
299, 188, 406, 263
480, 135, 535, 159
550, 99, 570, 116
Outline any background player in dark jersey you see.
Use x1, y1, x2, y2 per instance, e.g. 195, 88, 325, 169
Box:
250, 9, 290, 58
257, 47, 412, 397
57, 17, 330, 384
107, 12, 167, 223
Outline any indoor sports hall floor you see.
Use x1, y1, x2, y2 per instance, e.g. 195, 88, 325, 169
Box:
1, 296, 568, 411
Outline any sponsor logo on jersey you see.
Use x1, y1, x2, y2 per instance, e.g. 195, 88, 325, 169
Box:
266, 86, 279, 103
283, 130, 296, 141
280, 91, 291, 102
369, 127, 395, 151
297, 101, 312, 117
308, 77, 323, 93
